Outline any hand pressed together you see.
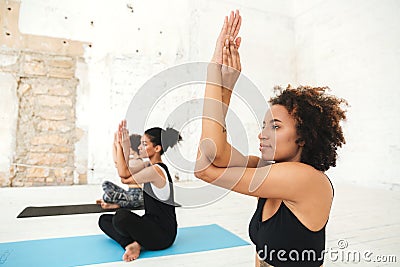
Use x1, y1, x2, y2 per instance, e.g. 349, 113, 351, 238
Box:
208, 10, 242, 91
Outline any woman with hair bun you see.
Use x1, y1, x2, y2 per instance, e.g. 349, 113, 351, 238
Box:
98, 120, 182, 262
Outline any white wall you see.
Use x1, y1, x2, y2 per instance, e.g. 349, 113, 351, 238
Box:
10, 0, 399, 188
294, 0, 400, 189
16, 0, 295, 184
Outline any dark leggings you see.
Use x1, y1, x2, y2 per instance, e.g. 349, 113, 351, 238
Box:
98, 209, 175, 250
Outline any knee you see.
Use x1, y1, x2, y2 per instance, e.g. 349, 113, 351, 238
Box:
102, 180, 112, 188
112, 209, 131, 228
98, 214, 109, 230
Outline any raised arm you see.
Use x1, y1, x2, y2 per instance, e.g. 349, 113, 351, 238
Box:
120, 162, 167, 188
116, 143, 165, 187
112, 131, 118, 167
115, 120, 166, 187
116, 135, 132, 178
197, 161, 329, 202
128, 158, 150, 175
198, 10, 260, 170
113, 120, 147, 174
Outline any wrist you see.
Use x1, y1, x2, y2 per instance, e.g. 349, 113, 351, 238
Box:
207, 63, 222, 85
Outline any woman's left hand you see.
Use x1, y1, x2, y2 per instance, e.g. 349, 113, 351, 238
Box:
221, 39, 241, 90
118, 120, 131, 164
211, 10, 242, 65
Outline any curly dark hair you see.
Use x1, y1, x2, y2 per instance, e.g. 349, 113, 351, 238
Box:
269, 85, 348, 171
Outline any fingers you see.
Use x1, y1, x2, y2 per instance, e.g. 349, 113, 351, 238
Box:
224, 39, 233, 67
237, 48, 241, 71
226, 11, 234, 39
221, 16, 228, 38
214, 10, 240, 64
117, 131, 122, 143
231, 10, 241, 38
222, 11, 241, 71
232, 15, 241, 39
230, 42, 238, 70
225, 10, 241, 51
226, 43, 232, 68
117, 120, 129, 141
216, 16, 228, 44
235, 37, 241, 49
118, 120, 126, 130
118, 121, 125, 138
223, 40, 241, 71
222, 44, 229, 75
114, 132, 118, 143
236, 47, 241, 71
121, 128, 129, 144
223, 44, 228, 66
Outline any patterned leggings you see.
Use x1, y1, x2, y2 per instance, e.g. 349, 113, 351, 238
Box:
102, 181, 144, 209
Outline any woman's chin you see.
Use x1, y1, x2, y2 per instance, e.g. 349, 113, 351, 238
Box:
260, 153, 274, 162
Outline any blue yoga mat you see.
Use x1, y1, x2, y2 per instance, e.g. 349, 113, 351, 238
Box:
0, 224, 249, 267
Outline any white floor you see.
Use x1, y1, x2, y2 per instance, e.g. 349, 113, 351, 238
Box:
1, 181, 399, 266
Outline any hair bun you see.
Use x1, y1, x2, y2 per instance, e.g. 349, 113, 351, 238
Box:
162, 127, 182, 152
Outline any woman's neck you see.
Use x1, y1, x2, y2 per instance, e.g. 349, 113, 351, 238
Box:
149, 154, 162, 165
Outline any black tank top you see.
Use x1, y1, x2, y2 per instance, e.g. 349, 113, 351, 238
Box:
249, 184, 333, 267
143, 163, 177, 236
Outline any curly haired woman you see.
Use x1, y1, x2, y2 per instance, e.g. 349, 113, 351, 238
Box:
195, 10, 348, 267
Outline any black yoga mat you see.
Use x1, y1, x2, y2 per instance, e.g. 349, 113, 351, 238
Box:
16, 204, 142, 218
17, 202, 181, 218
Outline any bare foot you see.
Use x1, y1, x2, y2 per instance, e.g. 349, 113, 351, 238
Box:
96, 199, 103, 204
123, 242, 141, 262
100, 202, 120, 209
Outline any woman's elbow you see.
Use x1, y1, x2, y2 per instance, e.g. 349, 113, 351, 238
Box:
120, 178, 129, 184
194, 169, 206, 180
194, 158, 208, 181
118, 170, 131, 180
194, 164, 213, 183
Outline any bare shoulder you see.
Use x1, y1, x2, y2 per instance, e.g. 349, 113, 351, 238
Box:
270, 162, 325, 180
151, 164, 167, 188
269, 162, 332, 198
152, 164, 166, 179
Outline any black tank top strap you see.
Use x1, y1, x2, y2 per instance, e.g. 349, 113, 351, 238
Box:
154, 162, 173, 183
324, 174, 334, 197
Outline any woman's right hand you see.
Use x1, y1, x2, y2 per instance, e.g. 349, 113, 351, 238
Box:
117, 120, 131, 165
113, 131, 119, 147
112, 131, 119, 166
208, 10, 242, 91
211, 10, 242, 65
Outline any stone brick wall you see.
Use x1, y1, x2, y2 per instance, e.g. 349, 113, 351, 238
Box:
1, 50, 79, 186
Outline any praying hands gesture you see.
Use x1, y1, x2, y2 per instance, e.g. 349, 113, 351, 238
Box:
211, 10, 242, 65
115, 120, 131, 169
221, 31, 242, 91
197, 9, 259, 173
207, 10, 242, 120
